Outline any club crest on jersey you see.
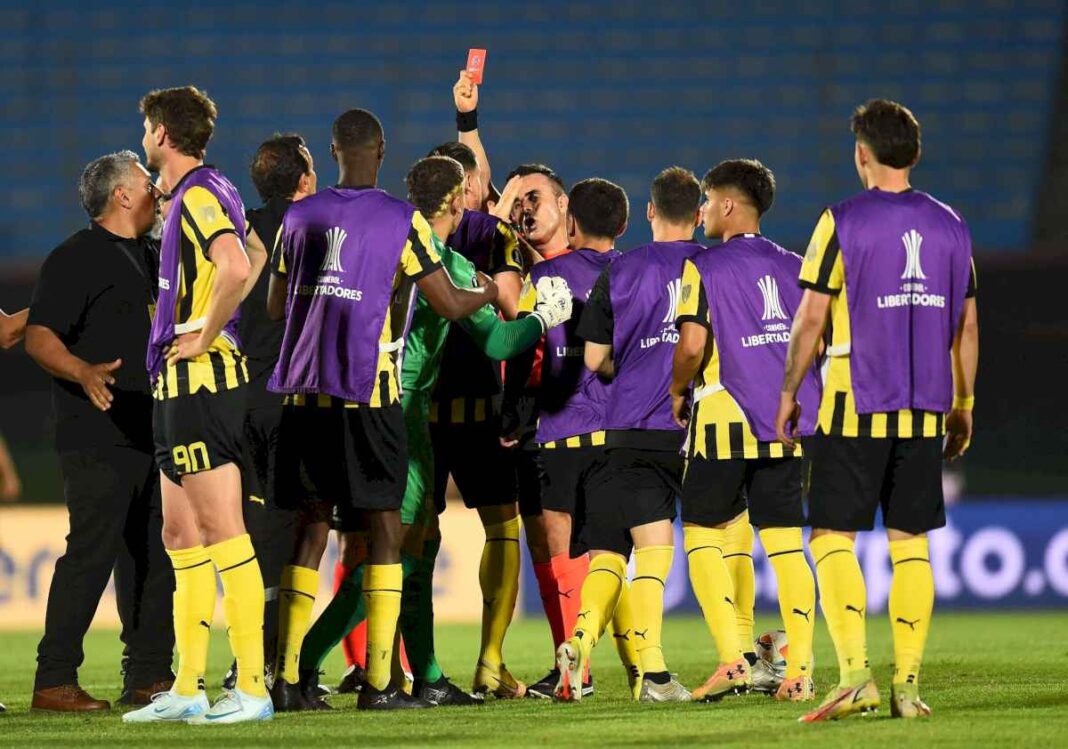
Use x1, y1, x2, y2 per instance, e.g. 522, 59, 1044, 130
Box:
758, 274, 787, 321
321, 226, 347, 273
901, 229, 926, 280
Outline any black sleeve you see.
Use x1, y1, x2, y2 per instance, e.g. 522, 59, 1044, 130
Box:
27, 245, 88, 340
576, 267, 613, 344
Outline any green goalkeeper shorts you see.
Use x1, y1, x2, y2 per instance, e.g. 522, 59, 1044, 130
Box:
402, 389, 436, 527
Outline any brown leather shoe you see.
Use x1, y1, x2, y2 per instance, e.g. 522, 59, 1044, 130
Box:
31, 685, 110, 712
117, 679, 175, 707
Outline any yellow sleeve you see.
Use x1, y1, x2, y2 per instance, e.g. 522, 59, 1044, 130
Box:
181, 186, 238, 257
489, 220, 523, 275
399, 211, 443, 280
799, 209, 843, 294
675, 258, 709, 327
517, 273, 537, 314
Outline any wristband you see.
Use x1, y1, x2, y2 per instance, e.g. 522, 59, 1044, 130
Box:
457, 109, 478, 132
952, 395, 974, 411
529, 311, 548, 334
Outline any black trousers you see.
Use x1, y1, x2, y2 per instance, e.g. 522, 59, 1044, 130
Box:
242, 405, 297, 666
35, 445, 174, 690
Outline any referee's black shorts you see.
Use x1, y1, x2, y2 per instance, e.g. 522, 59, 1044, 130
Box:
805, 433, 945, 534
682, 456, 805, 528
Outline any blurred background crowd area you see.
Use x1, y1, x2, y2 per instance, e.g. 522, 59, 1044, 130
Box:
1, 0, 1066, 503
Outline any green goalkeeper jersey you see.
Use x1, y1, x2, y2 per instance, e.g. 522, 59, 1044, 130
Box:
402, 234, 542, 393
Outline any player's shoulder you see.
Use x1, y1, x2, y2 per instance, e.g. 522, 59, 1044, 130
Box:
463, 208, 506, 235
912, 190, 968, 228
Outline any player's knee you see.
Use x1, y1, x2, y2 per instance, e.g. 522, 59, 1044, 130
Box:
294, 522, 330, 567
161, 517, 199, 551
339, 531, 369, 568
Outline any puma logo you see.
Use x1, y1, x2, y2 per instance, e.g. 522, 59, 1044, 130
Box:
199, 620, 211, 629
612, 629, 630, 641
634, 629, 648, 640
577, 610, 590, 620
896, 617, 919, 631
845, 604, 865, 618
724, 596, 734, 606
483, 598, 495, 607
792, 608, 812, 622
559, 588, 574, 599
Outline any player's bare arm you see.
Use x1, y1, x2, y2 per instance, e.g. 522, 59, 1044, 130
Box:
945, 296, 978, 461
167, 234, 250, 364
25, 325, 121, 412
0, 308, 28, 349
0, 433, 20, 502
776, 288, 831, 447
584, 340, 614, 378
670, 321, 707, 428
418, 266, 498, 321
241, 226, 269, 302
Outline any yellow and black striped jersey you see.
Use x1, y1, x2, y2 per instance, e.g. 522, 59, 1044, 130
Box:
271, 210, 441, 407
799, 209, 977, 438
155, 186, 248, 399
676, 258, 801, 460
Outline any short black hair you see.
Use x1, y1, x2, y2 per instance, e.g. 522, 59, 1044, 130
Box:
505, 163, 565, 195
332, 108, 383, 152
406, 156, 465, 218
567, 178, 629, 239
79, 150, 141, 219
651, 166, 700, 223
250, 133, 310, 202
850, 99, 921, 169
427, 141, 477, 173
701, 159, 776, 216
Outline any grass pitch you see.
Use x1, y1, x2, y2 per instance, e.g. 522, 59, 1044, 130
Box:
1, 612, 1066, 747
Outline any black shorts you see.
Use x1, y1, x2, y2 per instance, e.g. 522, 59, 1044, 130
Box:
514, 441, 543, 518
539, 445, 612, 556
431, 418, 517, 510
154, 386, 246, 485
583, 447, 682, 557
242, 404, 281, 504
681, 457, 805, 528
274, 402, 407, 514
805, 434, 945, 534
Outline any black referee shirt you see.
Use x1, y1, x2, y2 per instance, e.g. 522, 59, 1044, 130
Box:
240, 197, 289, 410
28, 222, 158, 452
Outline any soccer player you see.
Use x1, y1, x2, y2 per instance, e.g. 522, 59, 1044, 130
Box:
215, 134, 317, 692
670, 159, 821, 702
123, 86, 272, 724
265, 109, 496, 711
776, 99, 978, 722
512, 178, 645, 701
556, 167, 705, 703
295, 155, 572, 707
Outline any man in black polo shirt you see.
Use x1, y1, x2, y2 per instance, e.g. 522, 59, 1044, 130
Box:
25, 150, 175, 712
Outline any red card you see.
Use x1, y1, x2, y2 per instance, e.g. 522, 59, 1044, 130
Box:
466, 48, 487, 84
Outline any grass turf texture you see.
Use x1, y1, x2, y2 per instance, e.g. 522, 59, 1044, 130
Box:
1, 612, 1066, 747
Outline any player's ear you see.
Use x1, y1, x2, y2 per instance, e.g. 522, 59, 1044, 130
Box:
566, 213, 576, 240
616, 218, 629, 238
646, 201, 655, 223
377, 139, 386, 164
330, 142, 338, 163
557, 192, 568, 213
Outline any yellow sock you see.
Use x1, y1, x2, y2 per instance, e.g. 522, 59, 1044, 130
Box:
759, 527, 816, 679
574, 553, 626, 655
631, 545, 673, 675
167, 545, 216, 697
608, 580, 641, 679
206, 534, 267, 697
478, 516, 521, 667
889, 537, 934, 686
811, 533, 870, 687
275, 564, 319, 684
364, 563, 403, 691
684, 526, 742, 665
724, 514, 755, 654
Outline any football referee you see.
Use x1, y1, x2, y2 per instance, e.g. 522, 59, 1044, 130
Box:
25, 150, 174, 711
